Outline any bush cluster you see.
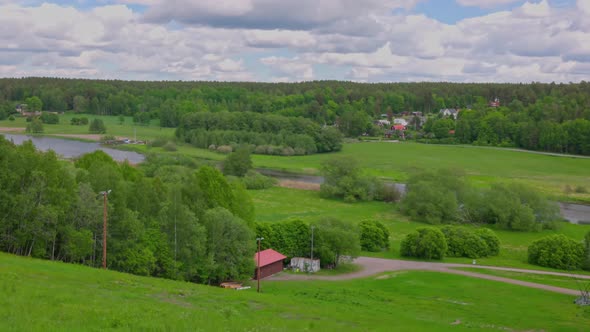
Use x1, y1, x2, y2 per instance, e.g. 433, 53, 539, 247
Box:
149, 137, 169, 148
163, 142, 177, 152
241, 171, 276, 190
89, 119, 107, 134
400, 227, 447, 260
527, 235, 585, 270
441, 226, 500, 258
40, 112, 59, 124
320, 157, 397, 203
70, 117, 89, 125
359, 220, 390, 252
400, 169, 560, 231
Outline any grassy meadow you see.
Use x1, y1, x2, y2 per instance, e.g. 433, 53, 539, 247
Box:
251, 142, 590, 203
1, 252, 589, 331
251, 186, 590, 272
0, 113, 174, 141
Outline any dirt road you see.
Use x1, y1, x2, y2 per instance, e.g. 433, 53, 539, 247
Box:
269, 257, 590, 295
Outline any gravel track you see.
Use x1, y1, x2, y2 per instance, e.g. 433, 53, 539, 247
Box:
268, 257, 590, 295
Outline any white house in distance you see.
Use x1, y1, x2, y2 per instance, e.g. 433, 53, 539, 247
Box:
439, 109, 460, 119
393, 118, 408, 126
376, 119, 391, 126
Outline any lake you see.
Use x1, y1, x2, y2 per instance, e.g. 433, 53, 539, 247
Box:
1, 133, 145, 164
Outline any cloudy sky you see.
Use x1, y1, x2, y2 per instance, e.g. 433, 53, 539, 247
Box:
1, 0, 589, 82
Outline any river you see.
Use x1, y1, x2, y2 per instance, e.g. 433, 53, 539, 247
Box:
258, 169, 590, 225
1, 133, 145, 164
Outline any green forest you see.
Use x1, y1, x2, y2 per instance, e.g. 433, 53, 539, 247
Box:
1, 78, 589, 154
0, 137, 258, 284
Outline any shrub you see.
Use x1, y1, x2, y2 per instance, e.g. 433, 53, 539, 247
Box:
375, 183, 401, 203
475, 228, 501, 256
208, 144, 217, 151
465, 183, 559, 231
216, 145, 233, 154
254, 145, 268, 154
100, 135, 116, 143
163, 142, 177, 152
271, 146, 283, 155
242, 171, 277, 190
400, 182, 458, 224
150, 137, 169, 148
281, 147, 295, 156
575, 186, 588, 194
40, 112, 59, 124
441, 226, 490, 259
359, 220, 390, 252
584, 231, 590, 271
8, 115, 15, 121
400, 227, 447, 260
222, 147, 252, 177
527, 235, 585, 270
26, 118, 43, 133
320, 156, 384, 202
70, 117, 89, 126
294, 147, 307, 155
89, 119, 106, 134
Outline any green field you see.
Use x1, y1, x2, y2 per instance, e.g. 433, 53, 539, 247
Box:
251, 186, 590, 272
0, 113, 175, 142
1, 253, 588, 331
251, 142, 590, 203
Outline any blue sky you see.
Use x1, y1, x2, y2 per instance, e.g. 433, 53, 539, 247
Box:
0, 0, 588, 82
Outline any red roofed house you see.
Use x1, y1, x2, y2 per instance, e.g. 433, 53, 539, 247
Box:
254, 249, 287, 280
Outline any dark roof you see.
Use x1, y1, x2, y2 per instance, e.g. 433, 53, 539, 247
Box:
254, 249, 287, 267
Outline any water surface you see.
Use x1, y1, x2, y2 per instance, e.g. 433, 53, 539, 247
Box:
1, 133, 145, 164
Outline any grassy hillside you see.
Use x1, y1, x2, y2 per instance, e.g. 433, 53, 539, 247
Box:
1, 252, 589, 331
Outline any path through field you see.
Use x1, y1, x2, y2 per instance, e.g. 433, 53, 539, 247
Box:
269, 257, 590, 295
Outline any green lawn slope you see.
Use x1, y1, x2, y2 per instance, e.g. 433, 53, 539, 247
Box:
1, 253, 589, 331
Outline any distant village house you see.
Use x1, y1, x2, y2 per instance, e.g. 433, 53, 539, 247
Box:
439, 108, 460, 119
489, 97, 500, 107
15, 104, 41, 117
393, 118, 408, 126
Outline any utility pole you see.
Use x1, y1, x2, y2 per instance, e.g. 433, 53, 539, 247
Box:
100, 190, 111, 269
256, 237, 264, 293
174, 189, 178, 279
310, 226, 315, 272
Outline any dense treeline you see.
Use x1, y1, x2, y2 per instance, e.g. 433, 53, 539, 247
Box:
1, 78, 589, 155
177, 111, 342, 154
0, 136, 257, 284
1, 78, 588, 123
426, 104, 590, 155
